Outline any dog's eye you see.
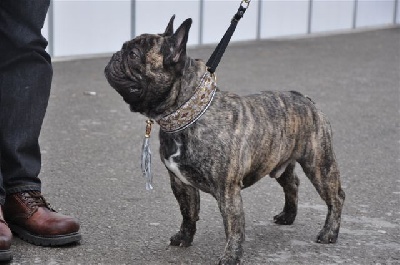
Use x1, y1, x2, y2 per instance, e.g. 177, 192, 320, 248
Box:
129, 49, 140, 60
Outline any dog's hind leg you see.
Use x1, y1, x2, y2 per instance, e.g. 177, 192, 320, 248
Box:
299, 128, 345, 244
273, 162, 300, 225
169, 172, 200, 247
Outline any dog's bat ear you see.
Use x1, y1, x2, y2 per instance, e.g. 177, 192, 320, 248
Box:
164, 15, 175, 36
171, 18, 192, 64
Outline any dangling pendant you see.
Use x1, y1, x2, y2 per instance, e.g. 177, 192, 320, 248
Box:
141, 119, 154, 190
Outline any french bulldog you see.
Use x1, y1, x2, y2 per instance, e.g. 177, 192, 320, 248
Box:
104, 16, 345, 265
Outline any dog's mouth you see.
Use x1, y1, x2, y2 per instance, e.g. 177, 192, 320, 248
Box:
113, 81, 142, 100
127, 86, 141, 94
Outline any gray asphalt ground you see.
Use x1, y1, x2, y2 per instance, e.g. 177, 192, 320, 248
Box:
8, 27, 400, 265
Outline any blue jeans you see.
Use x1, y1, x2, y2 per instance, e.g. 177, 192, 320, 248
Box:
0, 0, 51, 204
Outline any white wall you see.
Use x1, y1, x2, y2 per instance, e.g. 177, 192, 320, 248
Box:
311, 0, 354, 32
395, 0, 400, 24
397, 0, 400, 24
356, 0, 396, 27
42, 0, 400, 58
260, 1, 309, 38
52, 0, 131, 57
43, 15, 49, 42
135, 0, 200, 45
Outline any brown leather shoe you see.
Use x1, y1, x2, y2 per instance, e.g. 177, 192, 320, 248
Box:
0, 208, 12, 261
3, 191, 81, 246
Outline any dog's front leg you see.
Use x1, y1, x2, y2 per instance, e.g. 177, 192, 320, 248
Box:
218, 185, 245, 265
169, 171, 200, 247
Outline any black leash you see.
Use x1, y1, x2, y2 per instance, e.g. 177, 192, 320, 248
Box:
206, 0, 251, 74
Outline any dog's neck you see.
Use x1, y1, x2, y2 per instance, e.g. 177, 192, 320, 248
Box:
155, 57, 217, 132
153, 57, 207, 117
174, 58, 208, 106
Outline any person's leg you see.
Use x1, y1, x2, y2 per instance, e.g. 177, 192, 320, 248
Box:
0, 0, 51, 258
0, 0, 81, 247
0, 59, 52, 194
0, 0, 51, 196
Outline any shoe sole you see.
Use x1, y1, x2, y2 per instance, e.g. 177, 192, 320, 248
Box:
9, 224, 81, 246
0, 250, 12, 262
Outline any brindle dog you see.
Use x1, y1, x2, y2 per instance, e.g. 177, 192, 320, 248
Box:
105, 16, 345, 265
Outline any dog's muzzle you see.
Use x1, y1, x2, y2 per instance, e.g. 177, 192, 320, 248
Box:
104, 52, 127, 89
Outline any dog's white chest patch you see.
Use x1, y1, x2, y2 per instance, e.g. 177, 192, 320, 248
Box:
164, 143, 192, 186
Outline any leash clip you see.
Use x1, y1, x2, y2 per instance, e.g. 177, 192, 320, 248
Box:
234, 0, 250, 21
144, 119, 154, 138
240, 0, 251, 9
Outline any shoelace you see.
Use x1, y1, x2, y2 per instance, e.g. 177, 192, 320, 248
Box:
21, 192, 55, 212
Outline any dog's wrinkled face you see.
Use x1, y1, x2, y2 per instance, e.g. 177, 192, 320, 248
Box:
104, 15, 192, 117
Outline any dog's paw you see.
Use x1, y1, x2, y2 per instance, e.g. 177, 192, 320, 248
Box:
273, 211, 296, 225
170, 231, 193, 247
316, 227, 338, 244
